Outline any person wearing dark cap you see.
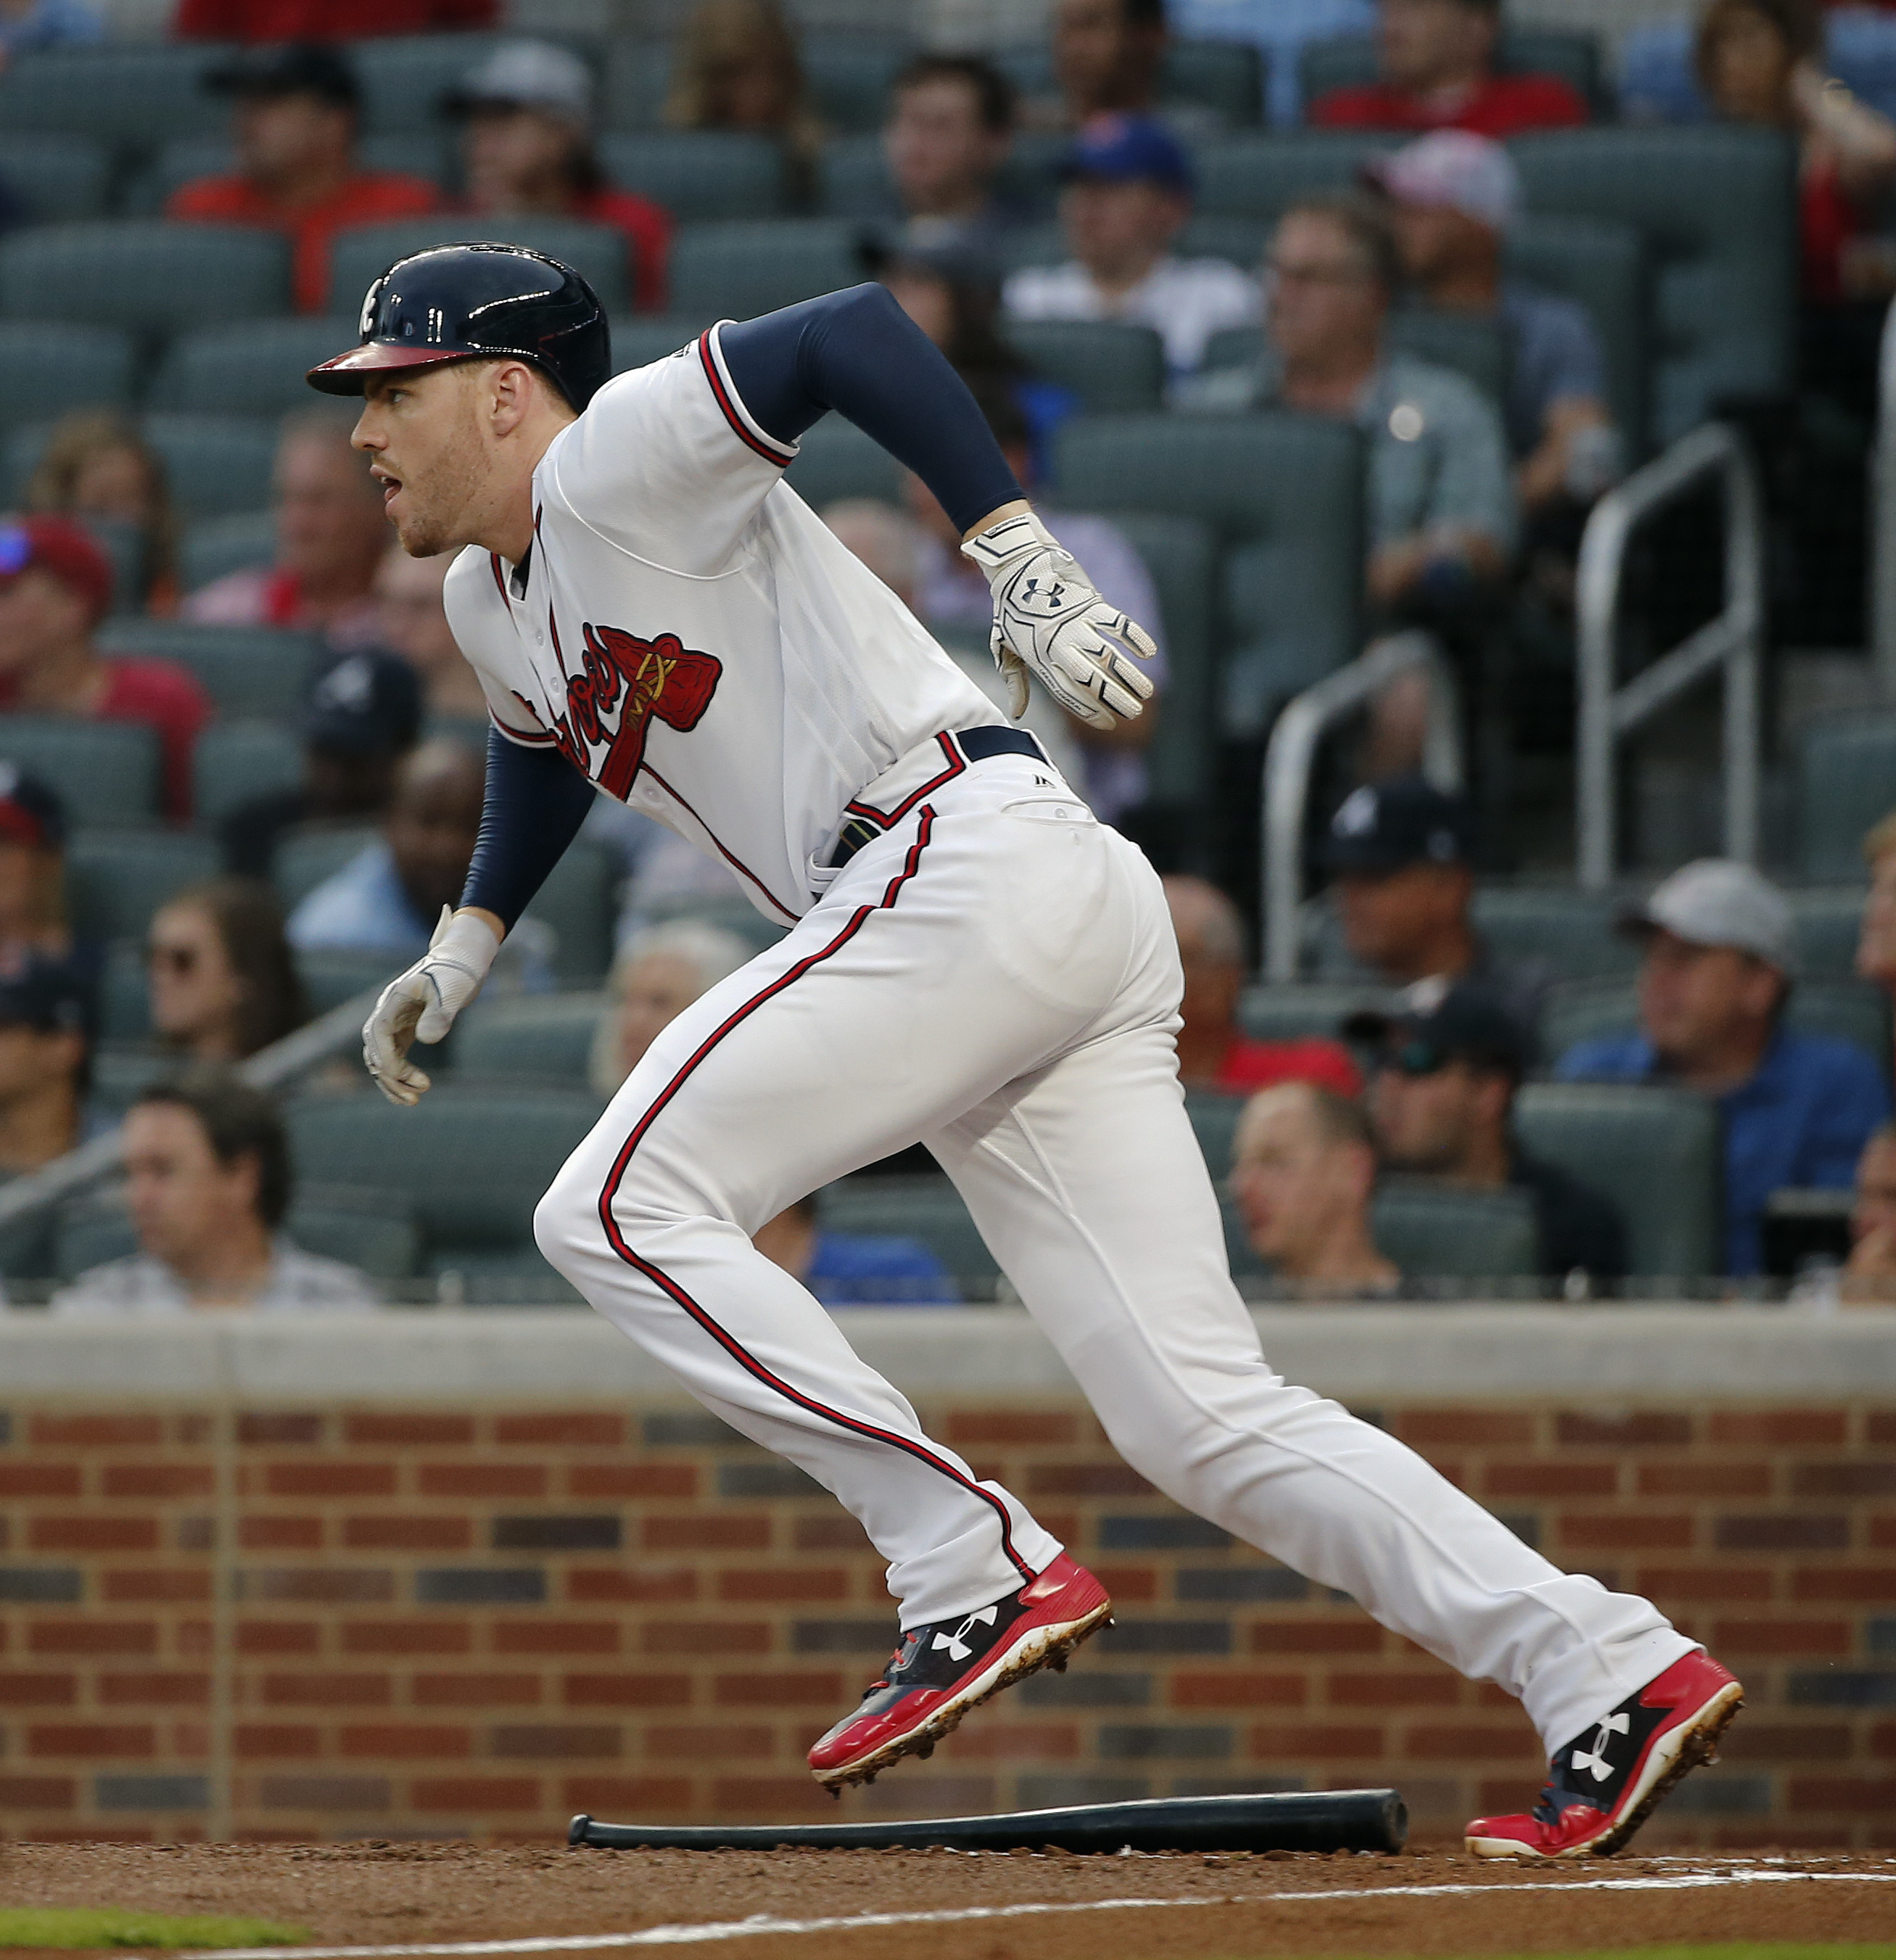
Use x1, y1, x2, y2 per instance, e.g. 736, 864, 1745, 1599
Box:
1002, 114, 1258, 374
1352, 978, 1628, 1284
0, 766, 75, 977
1321, 774, 1551, 1030
0, 518, 211, 822
1557, 859, 1889, 1278
220, 648, 422, 881
0, 955, 99, 1179
166, 41, 439, 315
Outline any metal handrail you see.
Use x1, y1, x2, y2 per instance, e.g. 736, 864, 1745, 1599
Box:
1872, 297, 1896, 698
1260, 630, 1464, 983
1576, 422, 1763, 890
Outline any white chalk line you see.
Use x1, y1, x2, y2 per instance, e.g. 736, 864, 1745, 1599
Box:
182, 1861, 1896, 1957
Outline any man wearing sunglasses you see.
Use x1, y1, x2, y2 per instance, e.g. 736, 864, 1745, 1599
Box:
1349, 978, 1627, 1285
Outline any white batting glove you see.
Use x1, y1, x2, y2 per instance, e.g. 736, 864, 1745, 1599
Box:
960, 508, 1157, 733
362, 906, 500, 1107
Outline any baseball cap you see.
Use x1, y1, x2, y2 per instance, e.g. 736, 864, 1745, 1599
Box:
0, 516, 115, 630
1618, 858, 1796, 973
208, 42, 359, 111
1060, 113, 1194, 195
446, 39, 593, 123
1320, 774, 1475, 876
0, 955, 93, 1041
0, 764, 65, 853
1364, 130, 1522, 234
300, 651, 423, 760
1343, 976, 1536, 1079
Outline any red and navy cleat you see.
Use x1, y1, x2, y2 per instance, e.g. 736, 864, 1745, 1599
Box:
808, 1554, 1112, 1791
1466, 1651, 1744, 1859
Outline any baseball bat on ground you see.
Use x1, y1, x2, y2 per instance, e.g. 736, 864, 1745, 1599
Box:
569, 1787, 1406, 1855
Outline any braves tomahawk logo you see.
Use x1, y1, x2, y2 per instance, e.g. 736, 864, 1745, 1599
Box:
515, 620, 722, 799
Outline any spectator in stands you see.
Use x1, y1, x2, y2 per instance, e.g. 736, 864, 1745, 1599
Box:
878, 56, 1023, 277
371, 544, 487, 726
589, 917, 754, 1099
175, 1, 494, 36
1309, 0, 1589, 137
184, 413, 389, 653
1034, 0, 1199, 137
1229, 1082, 1399, 1296
662, 0, 825, 198
451, 40, 672, 316
1166, 875, 1362, 1095
53, 1071, 376, 1315
1353, 979, 1628, 1283
0, 518, 211, 822
1002, 114, 1258, 376
1165, 0, 1373, 127
1320, 775, 1552, 1029
1369, 131, 1619, 514
147, 877, 308, 1064
221, 650, 421, 882
0, 0, 101, 64
754, 1193, 960, 1307
27, 413, 181, 618
0, 956, 96, 1178
0, 768, 74, 979
1557, 859, 1890, 1277
168, 43, 439, 317
1839, 1124, 1896, 1303
1856, 809, 1896, 1049
1181, 193, 1515, 611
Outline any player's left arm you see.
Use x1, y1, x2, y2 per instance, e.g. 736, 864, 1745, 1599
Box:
717, 285, 1155, 731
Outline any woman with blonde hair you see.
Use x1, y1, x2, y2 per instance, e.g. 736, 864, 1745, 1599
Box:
662, 0, 825, 195
27, 411, 181, 617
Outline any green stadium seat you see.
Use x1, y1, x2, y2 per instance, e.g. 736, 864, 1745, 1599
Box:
598, 131, 787, 223
456, 992, 605, 1086
147, 412, 279, 523
804, 36, 915, 133
192, 721, 303, 827
1179, 213, 1269, 271
0, 324, 134, 437
1545, 978, 1891, 1074
783, 417, 902, 508
0, 223, 292, 336
1001, 320, 1165, 413
96, 622, 317, 720
330, 217, 630, 318
99, 942, 149, 1042
275, 824, 378, 910
67, 829, 220, 942
1514, 1082, 1720, 1281
668, 221, 864, 327
295, 947, 402, 1018
179, 514, 276, 592
1509, 128, 1797, 444
127, 132, 447, 218
521, 839, 617, 987
1506, 216, 1649, 455
0, 133, 110, 222
84, 1045, 175, 1122
1789, 888, 1866, 981
352, 31, 510, 133
0, 717, 158, 827
1187, 1090, 1247, 1181
817, 132, 893, 218
1239, 980, 1396, 1045
1195, 132, 1397, 222
1000, 40, 1264, 127
149, 318, 363, 416
611, 316, 704, 372
1800, 715, 1896, 881
600, 40, 672, 132
1301, 29, 1605, 118
1370, 1179, 1541, 1283
1113, 512, 1216, 806
1472, 886, 1639, 987
817, 1176, 984, 1294
0, 43, 227, 152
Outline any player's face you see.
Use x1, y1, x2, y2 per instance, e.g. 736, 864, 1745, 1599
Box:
355, 366, 491, 559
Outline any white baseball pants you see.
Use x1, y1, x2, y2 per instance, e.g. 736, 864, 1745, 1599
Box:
534, 746, 1693, 1751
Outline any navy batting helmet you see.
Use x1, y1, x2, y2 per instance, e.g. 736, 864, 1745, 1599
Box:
307, 241, 611, 412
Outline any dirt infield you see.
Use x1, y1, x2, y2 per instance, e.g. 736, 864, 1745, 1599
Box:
1, 1844, 1893, 1959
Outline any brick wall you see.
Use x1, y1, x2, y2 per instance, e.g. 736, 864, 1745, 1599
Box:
2, 1391, 1892, 1847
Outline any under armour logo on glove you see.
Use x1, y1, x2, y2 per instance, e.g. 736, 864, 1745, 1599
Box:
931, 1605, 999, 1664
1572, 1711, 1630, 1782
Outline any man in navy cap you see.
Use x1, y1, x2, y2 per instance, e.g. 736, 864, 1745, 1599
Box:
1002, 113, 1258, 374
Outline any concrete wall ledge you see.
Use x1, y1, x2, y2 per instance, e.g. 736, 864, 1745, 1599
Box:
2, 1304, 1893, 1401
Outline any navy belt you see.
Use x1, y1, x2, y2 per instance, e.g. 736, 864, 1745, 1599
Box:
828, 725, 1050, 870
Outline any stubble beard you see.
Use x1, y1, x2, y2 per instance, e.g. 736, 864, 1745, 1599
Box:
395, 393, 491, 559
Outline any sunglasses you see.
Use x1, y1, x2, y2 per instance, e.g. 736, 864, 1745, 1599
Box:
1375, 1039, 1451, 1078
147, 942, 200, 976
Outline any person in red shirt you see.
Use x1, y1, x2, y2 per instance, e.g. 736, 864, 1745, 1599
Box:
173, 0, 493, 38
1310, 0, 1589, 139
449, 40, 673, 315
0, 519, 211, 823
166, 43, 440, 316
1165, 875, 1363, 1098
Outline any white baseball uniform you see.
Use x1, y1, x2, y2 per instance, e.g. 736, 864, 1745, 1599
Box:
450, 326, 1694, 1753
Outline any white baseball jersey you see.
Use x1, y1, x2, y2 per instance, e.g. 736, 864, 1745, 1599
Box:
444, 325, 999, 926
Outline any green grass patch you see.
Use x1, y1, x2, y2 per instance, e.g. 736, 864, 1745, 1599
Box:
0, 1909, 308, 1950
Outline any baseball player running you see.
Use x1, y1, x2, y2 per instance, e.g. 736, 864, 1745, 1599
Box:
312, 244, 1739, 1858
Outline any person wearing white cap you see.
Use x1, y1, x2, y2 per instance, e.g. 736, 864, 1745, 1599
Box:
1555, 859, 1890, 1278
1369, 130, 1617, 514
449, 40, 673, 315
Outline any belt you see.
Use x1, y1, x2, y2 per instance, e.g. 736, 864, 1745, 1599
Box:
828, 725, 1050, 870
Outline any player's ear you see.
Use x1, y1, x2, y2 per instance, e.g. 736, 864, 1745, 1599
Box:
486, 359, 540, 438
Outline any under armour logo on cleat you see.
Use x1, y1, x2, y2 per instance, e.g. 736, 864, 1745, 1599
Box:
1572, 1711, 1630, 1782
931, 1605, 999, 1664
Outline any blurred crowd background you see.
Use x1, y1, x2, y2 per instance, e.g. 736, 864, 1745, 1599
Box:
4, 0, 1896, 1309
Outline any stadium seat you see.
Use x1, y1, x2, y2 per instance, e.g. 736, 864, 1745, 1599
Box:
128, 132, 448, 218
0, 43, 227, 153
1300, 29, 1607, 118
0, 717, 158, 828
275, 824, 378, 909
1187, 1090, 1247, 1180
783, 416, 903, 508
1504, 217, 1649, 454
1789, 888, 1866, 982
600, 40, 673, 132
191, 721, 303, 827
83, 1045, 175, 1122
1514, 1082, 1721, 1280
429, 1247, 585, 1306
67, 829, 220, 942
611, 316, 702, 372
133, 415, 278, 522
0, 223, 292, 337
815, 133, 891, 219
150, 318, 363, 416
598, 131, 788, 223
1050, 413, 1364, 735
295, 947, 403, 1018
352, 31, 511, 133
0, 324, 134, 437
1509, 128, 1797, 444
1544, 978, 1891, 1074
667, 221, 865, 327
1239, 981, 1396, 1045
1370, 1178, 1541, 1282
1617, 22, 1702, 125
98, 942, 149, 1043
1472, 885, 1639, 987
456, 992, 605, 1086
520, 838, 617, 987
1180, 213, 1269, 272
817, 1176, 985, 1294
1195, 132, 1398, 222
330, 217, 630, 317
0, 133, 110, 223
179, 514, 276, 592
804, 35, 915, 133
1000, 320, 1165, 413
1113, 512, 1217, 806
1799, 715, 1896, 881
96, 622, 317, 720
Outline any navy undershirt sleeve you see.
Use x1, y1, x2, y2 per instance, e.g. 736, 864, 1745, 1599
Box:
460, 726, 596, 934
717, 284, 1023, 536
